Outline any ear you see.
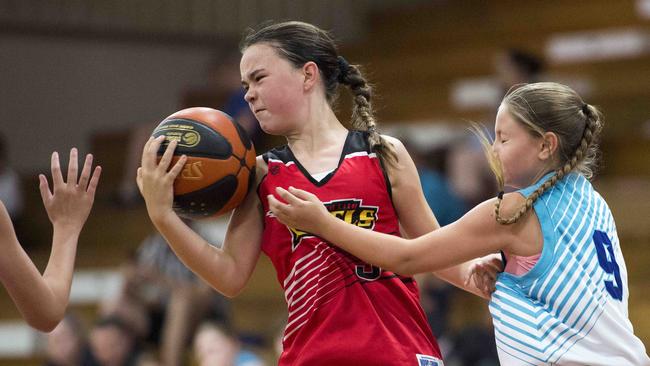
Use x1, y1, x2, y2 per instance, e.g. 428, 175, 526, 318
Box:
538, 131, 559, 161
302, 61, 320, 91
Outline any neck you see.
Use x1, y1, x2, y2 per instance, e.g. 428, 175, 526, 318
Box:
286, 99, 347, 156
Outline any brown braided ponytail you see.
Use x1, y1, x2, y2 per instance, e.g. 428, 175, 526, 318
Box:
240, 21, 397, 168
487, 82, 604, 225
337, 57, 398, 168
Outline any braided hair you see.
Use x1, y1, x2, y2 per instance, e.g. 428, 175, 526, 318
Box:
240, 21, 397, 167
489, 82, 604, 225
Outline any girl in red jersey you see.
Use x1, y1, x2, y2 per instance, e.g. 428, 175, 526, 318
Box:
0, 148, 100, 332
138, 21, 495, 365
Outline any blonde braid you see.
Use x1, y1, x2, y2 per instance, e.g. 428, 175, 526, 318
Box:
494, 103, 600, 225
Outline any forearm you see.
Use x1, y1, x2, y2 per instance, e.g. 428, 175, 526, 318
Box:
318, 215, 415, 274
151, 213, 244, 297
1, 229, 75, 332
40, 226, 81, 321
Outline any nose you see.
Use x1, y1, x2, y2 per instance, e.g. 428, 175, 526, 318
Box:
491, 142, 499, 157
244, 87, 255, 103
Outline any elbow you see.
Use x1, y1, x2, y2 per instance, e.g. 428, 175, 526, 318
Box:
219, 288, 241, 299
25, 312, 63, 333
393, 261, 418, 277
210, 279, 247, 299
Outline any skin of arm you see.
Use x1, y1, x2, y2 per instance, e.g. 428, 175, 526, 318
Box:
137, 137, 265, 298
269, 187, 520, 278
0, 149, 100, 332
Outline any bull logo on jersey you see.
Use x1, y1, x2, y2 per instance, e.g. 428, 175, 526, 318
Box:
288, 198, 378, 250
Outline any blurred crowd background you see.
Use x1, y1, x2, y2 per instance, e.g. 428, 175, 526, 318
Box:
1, 1, 649, 365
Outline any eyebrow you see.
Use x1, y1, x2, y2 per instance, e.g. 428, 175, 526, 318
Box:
241, 68, 265, 85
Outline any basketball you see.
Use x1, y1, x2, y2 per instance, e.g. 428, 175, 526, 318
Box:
151, 107, 256, 219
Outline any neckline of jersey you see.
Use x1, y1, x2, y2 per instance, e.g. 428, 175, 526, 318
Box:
285, 130, 352, 187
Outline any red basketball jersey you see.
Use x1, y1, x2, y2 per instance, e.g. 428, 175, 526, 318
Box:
259, 131, 442, 366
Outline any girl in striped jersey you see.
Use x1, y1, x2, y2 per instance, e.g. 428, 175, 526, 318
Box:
270, 82, 650, 365
138, 21, 495, 365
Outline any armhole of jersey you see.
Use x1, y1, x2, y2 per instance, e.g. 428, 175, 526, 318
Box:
256, 152, 270, 201
500, 192, 556, 287
256, 173, 269, 200
376, 154, 394, 201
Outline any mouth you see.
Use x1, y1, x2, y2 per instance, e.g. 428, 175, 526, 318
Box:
254, 108, 266, 114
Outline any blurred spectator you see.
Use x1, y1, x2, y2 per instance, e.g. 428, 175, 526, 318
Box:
193, 321, 264, 366
447, 136, 497, 208
449, 49, 544, 206
201, 52, 262, 149
0, 133, 23, 220
414, 144, 468, 227
97, 218, 232, 366
43, 313, 90, 366
494, 48, 545, 94
86, 316, 140, 366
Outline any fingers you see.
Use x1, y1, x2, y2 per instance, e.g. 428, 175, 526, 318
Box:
86, 166, 102, 196
38, 174, 52, 205
142, 135, 165, 170
167, 155, 187, 179
78, 153, 93, 190
158, 139, 178, 173
267, 194, 289, 216
66, 148, 79, 186
287, 186, 317, 201
51, 151, 64, 187
275, 187, 303, 205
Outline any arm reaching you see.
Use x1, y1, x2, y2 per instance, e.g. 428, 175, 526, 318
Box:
269, 186, 512, 276
0, 148, 101, 331
379, 135, 499, 299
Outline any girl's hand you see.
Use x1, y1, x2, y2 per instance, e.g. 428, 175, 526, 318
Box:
39, 148, 101, 233
268, 186, 331, 236
464, 255, 503, 298
137, 136, 187, 223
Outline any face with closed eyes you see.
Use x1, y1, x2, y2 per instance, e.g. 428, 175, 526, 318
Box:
492, 104, 548, 189
240, 43, 308, 136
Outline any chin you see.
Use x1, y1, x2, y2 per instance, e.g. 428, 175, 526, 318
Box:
259, 119, 294, 136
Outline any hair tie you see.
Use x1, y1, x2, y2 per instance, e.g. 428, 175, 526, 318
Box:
337, 56, 350, 83
497, 191, 504, 200
581, 103, 589, 115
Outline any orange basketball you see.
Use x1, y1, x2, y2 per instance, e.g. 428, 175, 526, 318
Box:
152, 107, 256, 219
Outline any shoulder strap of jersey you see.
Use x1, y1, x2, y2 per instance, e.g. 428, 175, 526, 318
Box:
263, 145, 292, 164
342, 130, 372, 155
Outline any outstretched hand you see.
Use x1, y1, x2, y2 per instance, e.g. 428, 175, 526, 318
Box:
39, 148, 101, 233
464, 255, 503, 298
268, 186, 331, 236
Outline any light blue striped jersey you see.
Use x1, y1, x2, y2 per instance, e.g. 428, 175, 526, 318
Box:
489, 172, 650, 365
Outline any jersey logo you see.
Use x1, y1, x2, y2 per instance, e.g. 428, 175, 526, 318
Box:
288, 198, 378, 250
416, 354, 444, 366
269, 164, 280, 175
